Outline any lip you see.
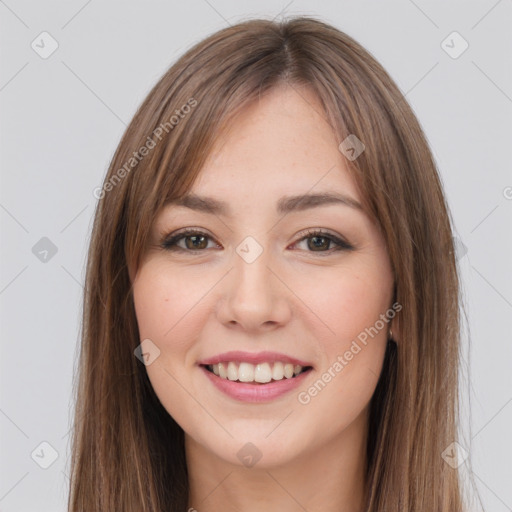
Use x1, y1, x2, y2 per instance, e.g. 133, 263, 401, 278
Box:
200, 365, 313, 403
197, 350, 313, 367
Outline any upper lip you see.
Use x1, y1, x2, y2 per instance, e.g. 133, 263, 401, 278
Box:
198, 351, 313, 368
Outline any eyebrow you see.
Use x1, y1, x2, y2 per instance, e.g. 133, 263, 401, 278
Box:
165, 192, 363, 217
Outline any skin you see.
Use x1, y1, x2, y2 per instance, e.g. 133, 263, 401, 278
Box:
131, 83, 397, 512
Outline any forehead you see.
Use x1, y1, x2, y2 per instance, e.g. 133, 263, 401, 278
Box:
187, 85, 361, 206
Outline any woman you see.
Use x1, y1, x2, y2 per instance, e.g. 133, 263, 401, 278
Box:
68, 16, 478, 511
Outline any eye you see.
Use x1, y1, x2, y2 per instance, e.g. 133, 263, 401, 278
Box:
160, 228, 219, 252
160, 228, 354, 255
291, 228, 354, 255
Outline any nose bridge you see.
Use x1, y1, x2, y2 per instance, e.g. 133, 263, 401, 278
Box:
217, 235, 291, 330
232, 238, 274, 305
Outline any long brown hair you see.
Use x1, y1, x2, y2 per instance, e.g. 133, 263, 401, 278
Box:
67, 16, 476, 511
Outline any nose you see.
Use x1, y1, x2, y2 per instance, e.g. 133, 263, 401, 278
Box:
215, 244, 292, 333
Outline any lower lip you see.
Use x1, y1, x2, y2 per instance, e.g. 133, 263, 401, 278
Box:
200, 365, 312, 403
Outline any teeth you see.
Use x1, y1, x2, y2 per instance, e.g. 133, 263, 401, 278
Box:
239, 362, 255, 382
254, 363, 272, 383
272, 361, 284, 380
208, 361, 307, 383
218, 362, 227, 379
227, 361, 238, 381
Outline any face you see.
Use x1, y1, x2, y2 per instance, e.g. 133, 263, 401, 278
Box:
131, 84, 395, 469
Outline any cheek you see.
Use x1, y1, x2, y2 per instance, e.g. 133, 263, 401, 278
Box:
295, 261, 392, 409
300, 262, 392, 344
132, 262, 208, 426
133, 261, 207, 345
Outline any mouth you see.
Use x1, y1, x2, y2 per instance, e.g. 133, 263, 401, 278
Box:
200, 361, 313, 385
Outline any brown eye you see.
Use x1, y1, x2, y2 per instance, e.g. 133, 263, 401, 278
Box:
307, 235, 331, 251
293, 229, 354, 255
161, 229, 217, 252
183, 234, 208, 250
161, 228, 353, 255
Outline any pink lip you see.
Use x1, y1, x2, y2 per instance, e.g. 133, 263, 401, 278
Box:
198, 350, 313, 367
200, 365, 313, 403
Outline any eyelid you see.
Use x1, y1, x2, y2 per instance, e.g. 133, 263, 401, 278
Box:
160, 227, 220, 251
293, 227, 354, 252
160, 227, 354, 253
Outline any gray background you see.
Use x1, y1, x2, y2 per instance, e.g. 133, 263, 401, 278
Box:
1, 1, 511, 510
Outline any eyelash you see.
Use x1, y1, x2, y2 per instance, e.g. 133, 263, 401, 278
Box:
160, 228, 354, 256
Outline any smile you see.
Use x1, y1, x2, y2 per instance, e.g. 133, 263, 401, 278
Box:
200, 363, 313, 403
204, 361, 311, 384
